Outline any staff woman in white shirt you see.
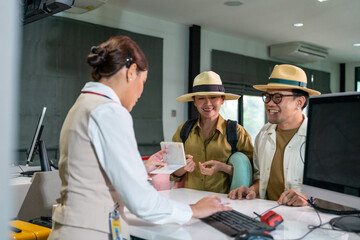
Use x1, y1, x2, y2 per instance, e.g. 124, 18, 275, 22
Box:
48, 35, 230, 240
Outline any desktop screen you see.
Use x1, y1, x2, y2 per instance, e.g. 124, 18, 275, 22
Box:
21, 106, 51, 176
26, 107, 46, 164
303, 92, 360, 210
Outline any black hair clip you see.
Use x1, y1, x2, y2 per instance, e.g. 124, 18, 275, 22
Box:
125, 50, 133, 68
91, 46, 99, 54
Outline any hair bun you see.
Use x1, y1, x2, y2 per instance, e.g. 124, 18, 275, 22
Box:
87, 46, 108, 67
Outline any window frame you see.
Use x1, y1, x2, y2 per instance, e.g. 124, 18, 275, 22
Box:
355, 66, 360, 92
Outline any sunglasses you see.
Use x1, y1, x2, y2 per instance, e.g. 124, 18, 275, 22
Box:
262, 93, 300, 104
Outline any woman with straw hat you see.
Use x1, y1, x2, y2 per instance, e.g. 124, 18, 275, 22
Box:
171, 71, 254, 194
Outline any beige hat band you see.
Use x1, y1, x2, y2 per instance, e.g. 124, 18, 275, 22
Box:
269, 78, 307, 88
192, 84, 225, 93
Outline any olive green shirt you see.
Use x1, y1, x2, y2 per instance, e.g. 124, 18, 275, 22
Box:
266, 127, 299, 200
171, 115, 253, 193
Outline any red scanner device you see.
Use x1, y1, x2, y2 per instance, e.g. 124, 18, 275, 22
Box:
260, 210, 283, 227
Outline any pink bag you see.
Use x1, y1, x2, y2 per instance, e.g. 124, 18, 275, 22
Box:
150, 174, 171, 191
172, 176, 185, 189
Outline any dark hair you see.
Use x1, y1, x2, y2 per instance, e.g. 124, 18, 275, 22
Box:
292, 89, 309, 109
86, 36, 148, 82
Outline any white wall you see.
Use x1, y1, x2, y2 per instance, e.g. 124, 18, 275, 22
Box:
346, 62, 360, 92
201, 29, 268, 71
201, 29, 340, 93
58, 5, 344, 142
0, 0, 20, 237
301, 61, 340, 93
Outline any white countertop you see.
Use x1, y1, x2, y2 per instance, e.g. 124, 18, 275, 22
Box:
125, 188, 360, 240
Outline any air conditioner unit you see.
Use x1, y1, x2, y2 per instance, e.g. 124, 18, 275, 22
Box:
269, 42, 328, 64
23, 0, 74, 25
65, 0, 107, 14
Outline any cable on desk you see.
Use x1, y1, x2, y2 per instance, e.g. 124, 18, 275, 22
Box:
253, 191, 309, 220
285, 194, 360, 240
253, 204, 281, 220
266, 194, 325, 240
18, 165, 24, 173
299, 141, 306, 164
289, 194, 323, 240
256, 194, 360, 239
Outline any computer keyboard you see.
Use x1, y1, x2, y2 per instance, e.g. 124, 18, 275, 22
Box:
201, 210, 275, 237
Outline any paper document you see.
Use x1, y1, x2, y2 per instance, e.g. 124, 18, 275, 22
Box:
150, 142, 186, 174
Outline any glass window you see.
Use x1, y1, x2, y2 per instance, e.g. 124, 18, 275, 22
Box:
220, 96, 266, 144
220, 99, 238, 122
243, 96, 265, 143
356, 66, 360, 92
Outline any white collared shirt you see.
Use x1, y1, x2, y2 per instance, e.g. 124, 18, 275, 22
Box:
84, 82, 193, 224
253, 117, 308, 199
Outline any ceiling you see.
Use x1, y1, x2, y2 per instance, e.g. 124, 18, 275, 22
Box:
107, 0, 360, 63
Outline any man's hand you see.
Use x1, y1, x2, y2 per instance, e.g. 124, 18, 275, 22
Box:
190, 194, 232, 219
227, 185, 256, 200
277, 189, 309, 207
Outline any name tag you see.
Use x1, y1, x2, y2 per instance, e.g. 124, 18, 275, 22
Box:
110, 204, 123, 240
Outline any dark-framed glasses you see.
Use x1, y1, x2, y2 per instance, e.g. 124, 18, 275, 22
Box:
262, 93, 299, 104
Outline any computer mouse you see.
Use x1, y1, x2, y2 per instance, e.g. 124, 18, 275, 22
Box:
235, 230, 274, 240
260, 210, 283, 227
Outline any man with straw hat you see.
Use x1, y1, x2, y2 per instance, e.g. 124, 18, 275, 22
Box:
228, 64, 321, 207
171, 71, 254, 194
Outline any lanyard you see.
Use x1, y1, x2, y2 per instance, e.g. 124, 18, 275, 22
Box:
82, 91, 112, 100
110, 202, 123, 240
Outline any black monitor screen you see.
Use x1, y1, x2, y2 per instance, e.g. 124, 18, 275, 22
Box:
303, 93, 360, 197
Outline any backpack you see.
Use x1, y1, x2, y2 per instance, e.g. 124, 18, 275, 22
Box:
179, 118, 238, 154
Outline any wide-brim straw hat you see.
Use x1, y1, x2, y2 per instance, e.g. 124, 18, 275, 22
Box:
253, 64, 321, 96
176, 71, 240, 102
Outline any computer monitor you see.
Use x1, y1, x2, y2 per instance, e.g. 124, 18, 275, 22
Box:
302, 92, 360, 231
22, 107, 51, 176
303, 92, 360, 210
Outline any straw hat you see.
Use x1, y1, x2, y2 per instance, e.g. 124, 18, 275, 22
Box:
253, 64, 321, 96
176, 71, 240, 102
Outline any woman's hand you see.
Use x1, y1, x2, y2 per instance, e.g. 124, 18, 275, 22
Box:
190, 194, 232, 219
198, 160, 233, 176
172, 154, 195, 177
144, 149, 168, 173
183, 155, 196, 173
